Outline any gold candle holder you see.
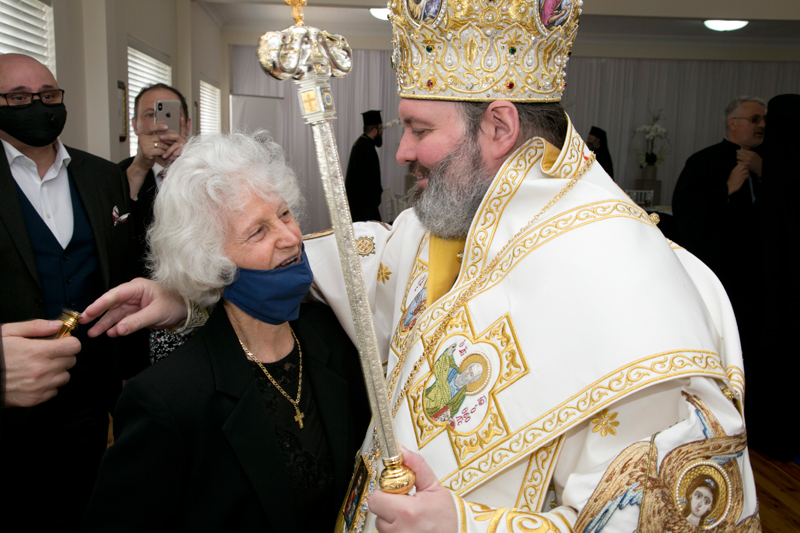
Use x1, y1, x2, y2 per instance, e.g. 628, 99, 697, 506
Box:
55, 309, 81, 339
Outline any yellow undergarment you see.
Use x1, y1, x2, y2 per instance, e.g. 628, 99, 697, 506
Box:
427, 236, 466, 306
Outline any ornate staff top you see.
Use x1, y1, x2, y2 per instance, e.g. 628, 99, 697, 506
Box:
285, 0, 306, 26
257, 2, 351, 87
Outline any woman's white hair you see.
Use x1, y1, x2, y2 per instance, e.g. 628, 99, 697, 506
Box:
147, 131, 304, 308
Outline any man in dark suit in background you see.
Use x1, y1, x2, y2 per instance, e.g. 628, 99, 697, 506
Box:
119, 83, 190, 278
672, 96, 766, 359
0, 53, 141, 531
345, 109, 383, 222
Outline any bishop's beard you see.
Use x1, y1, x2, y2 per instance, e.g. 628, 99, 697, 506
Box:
412, 133, 495, 240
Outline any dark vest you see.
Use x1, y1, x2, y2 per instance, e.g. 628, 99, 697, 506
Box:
14, 170, 105, 382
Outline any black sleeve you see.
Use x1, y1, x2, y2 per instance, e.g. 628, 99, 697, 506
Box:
109, 163, 151, 378
671, 151, 730, 274
345, 139, 382, 222
80, 378, 185, 532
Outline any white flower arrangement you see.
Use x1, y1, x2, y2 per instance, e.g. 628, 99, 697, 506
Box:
635, 112, 670, 168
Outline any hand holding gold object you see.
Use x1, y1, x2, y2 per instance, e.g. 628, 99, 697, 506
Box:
55, 309, 81, 339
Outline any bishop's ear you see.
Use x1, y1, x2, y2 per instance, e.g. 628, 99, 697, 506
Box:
478, 100, 520, 163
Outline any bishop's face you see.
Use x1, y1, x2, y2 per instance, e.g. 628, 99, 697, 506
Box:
396, 99, 496, 239
396, 99, 466, 190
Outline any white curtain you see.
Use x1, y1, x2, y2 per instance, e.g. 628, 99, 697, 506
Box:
231, 46, 402, 234
231, 45, 800, 232
564, 57, 800, 203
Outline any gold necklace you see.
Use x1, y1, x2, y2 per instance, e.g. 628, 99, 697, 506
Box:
239, 328, 305, 429
390, 152, 596, 418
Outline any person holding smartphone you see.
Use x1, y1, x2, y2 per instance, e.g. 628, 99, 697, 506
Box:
119, 84, 192, 367
121, 84, 190, 275
124, 84, 190, 200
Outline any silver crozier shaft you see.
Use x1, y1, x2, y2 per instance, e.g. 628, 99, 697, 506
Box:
256, 0, 413, 494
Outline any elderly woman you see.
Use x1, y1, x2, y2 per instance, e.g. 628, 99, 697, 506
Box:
80, 132, 370, 532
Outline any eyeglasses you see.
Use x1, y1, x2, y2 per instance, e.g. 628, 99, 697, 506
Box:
0, 89, 65, 108
732, 114, 766, 125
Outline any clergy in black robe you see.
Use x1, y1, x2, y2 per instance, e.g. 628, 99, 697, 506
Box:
345, 110, 383, 222
672, 97, 766, 360
588, 126, 613, 180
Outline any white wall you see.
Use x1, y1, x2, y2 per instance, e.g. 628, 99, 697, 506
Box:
192, 1, 223, 134
48, 0, 223, 163
51, 0, 88, 150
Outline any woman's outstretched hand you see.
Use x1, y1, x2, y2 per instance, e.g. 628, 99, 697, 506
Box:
80, 278, 187, 338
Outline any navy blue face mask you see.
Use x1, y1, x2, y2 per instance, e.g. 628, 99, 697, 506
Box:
222, 248, 313, 325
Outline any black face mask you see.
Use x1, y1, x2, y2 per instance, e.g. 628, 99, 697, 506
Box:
0, 100, 67, 147
374, 133, 383, 148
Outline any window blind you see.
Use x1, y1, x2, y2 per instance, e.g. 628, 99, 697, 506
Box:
128, 46, 172, 157
199, 80, 221, 135
0, 0, 56, 76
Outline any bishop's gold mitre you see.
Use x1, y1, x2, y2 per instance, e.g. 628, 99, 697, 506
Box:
389, 0, 582, 102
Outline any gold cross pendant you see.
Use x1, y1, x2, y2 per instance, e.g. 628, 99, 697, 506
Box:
294, 408, 305, 429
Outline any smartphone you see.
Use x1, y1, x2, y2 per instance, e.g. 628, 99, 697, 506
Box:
154, 99, 181, 132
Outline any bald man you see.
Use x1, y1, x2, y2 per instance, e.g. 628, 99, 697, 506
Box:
0, 53, 139, 530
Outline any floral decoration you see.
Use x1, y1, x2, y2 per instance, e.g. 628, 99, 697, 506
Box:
635, 111, 671, 168
591, 409, 620, 437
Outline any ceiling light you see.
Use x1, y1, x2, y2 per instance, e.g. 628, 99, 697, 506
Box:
704, 20, 749, 32
370, 8, 390, 20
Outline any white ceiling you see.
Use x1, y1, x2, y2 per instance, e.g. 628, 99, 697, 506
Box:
199, 1, 800, 50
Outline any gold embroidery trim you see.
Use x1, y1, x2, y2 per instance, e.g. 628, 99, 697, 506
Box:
440, 350, 728, 495
390, 153, 597, 418
465, 117, 586, 281
465, 502, 563, 533
515, 437, 564, 513
467, 137, 547, 280
726, 365, 744, 399
400, 199, 656, 351
457, 495, 467, 533
386, 237, 431, 396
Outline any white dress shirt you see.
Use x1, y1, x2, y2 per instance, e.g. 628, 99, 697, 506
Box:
3, 138, 73, 249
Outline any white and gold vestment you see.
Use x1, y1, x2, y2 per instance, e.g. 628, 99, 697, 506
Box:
307, 118, 760, 532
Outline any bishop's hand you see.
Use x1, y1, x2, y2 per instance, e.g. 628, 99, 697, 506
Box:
369, 446, 458, 533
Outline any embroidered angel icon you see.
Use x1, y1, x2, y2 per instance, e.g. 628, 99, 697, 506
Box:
112, 205, 129, 226
576, 393, 759, 533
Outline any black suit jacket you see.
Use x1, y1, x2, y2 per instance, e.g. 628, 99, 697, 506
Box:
0, 143, 144, 406
80, 303, 370, 532
0, 145, 137, 322
118, 156, 157, 279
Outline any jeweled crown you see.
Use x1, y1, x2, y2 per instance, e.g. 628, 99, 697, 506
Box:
389, 0, 582, 102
